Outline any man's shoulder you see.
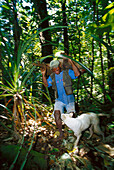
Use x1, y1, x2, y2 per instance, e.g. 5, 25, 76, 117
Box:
63, 69, 72, 75
63, 69, 69, 73
50, 72, 55, 79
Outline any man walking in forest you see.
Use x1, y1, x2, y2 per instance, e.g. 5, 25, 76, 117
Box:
41, 58, 80, 139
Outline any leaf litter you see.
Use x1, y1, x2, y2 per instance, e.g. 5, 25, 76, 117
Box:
0, 112, 114, 169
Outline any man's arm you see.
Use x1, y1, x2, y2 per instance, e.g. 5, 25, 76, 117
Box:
68, 59, 80, 77
41, 68, 48, 87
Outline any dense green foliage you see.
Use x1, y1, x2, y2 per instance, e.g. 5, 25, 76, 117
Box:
0, 0, 113, 105
0, 0, 113, 169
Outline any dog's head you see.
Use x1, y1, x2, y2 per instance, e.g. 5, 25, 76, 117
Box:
61, 113, 73, 120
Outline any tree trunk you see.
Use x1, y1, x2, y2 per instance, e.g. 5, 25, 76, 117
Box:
32, 0, 53, 63
31, 0, 53, 102
99, 37, 106, 102
62, 0, 69, 55
75, 1, 81, 105
90, 1, 96, 102
12, 0, 21, 61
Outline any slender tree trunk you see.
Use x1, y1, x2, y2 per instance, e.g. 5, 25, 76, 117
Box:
90, 39, 94, 98
32, 0, 53, 63
99, 37, 106, 102
62, 0, 69, 54
76, 30, 81, 104
90, 1, 96, 101
12, 0, 21, 60
75, 1, 81, 106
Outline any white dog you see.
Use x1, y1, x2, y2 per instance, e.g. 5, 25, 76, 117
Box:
61, 112, 104, 147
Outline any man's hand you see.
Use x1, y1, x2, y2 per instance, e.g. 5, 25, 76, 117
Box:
68, 58, 80, 77
41, 67, 48, 87
40, 67, 46, 76
68, 58, 73, 65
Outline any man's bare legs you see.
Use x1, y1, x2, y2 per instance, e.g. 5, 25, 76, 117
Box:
54, 110, 63, 138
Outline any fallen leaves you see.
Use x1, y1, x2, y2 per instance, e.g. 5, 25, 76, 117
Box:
95, 143, 114, 157
0, 114, 114, 169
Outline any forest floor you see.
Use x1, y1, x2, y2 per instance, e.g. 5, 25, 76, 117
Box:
0, 110, 114, 170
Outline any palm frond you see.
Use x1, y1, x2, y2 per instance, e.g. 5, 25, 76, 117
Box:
0, 104, 13, 114
20, 65, 36, 89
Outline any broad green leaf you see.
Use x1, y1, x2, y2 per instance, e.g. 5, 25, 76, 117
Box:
40, 54, 54, 63
0, 94, 13, 98
106, 94, 112, 102
1, 63, 14, 86
0, 83, 13, 92
3, 78, 14, 90
104, 2, 114, 10
102, 8, 114, 23
2, 5, 10, 10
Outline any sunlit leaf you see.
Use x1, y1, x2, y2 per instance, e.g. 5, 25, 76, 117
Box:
0, 94, 13, 99
104, 2, 114, 10
106, 94, 112, 102
40, 55, 53, 63
2, 5, 10, 10
102, 8, 114, 23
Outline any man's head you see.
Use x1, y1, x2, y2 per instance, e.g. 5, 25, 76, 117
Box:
50, 60, 60, 74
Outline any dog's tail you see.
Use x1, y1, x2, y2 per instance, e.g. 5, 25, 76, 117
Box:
90, 113, 104, 139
